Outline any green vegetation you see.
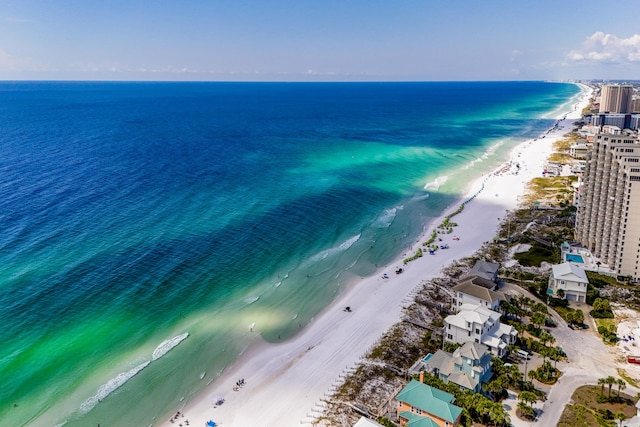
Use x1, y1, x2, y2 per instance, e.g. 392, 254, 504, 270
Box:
528, 361, 560, 384
595, 317, 618, 344
419, 373, 510, 427
547, 153, 574, 163
403, 247, 423, 264
422, 230, 437, 247
523, 175, 578, 206
591, 298, 614, 319
553, 133, 580, 151
513, 241, 559, 267
558, 384, 636, 427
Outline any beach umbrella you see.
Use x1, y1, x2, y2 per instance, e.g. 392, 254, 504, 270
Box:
206, 420, 216, 427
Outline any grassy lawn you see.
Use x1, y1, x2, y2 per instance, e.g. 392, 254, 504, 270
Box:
594, 317, 617, 331
513, 242, 559, 267
557, 385, 636, 427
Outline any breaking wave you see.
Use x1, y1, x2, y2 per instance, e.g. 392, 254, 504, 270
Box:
80, 362, 150, 413
152, 332, 189, 361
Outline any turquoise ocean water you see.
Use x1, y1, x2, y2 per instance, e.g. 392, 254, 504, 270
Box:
0, 81, 581, 426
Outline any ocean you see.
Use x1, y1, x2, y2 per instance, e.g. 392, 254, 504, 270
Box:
0, 81, 581, 426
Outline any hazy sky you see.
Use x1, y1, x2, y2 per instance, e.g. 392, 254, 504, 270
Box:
1, 0, 639, 81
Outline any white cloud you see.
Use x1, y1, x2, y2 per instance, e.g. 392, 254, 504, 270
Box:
568, 32, 640, 64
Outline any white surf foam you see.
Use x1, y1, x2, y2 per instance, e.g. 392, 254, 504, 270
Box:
372, 208, 397, 228
309, 234, 361, 263
423, 175, 448, 191
244, 296, 260, 305
152, 332, 189, 361
80, 361, 150, 413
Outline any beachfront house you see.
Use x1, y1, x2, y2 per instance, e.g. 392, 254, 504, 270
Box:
418, 342, 492, 393
444, 303, 517, 358
452, 280, 505, 312
396, 379, 462, 427
455, 275, 497, 292
466, 260, 500, 283
548, 262, 589, 302
570, 141, 589, 159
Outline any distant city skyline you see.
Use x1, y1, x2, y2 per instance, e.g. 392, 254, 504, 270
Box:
1, 0, 639, 81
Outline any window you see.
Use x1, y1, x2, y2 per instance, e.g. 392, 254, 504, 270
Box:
475, 328, 480, 334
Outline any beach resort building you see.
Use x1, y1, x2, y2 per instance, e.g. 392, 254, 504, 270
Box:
396, 379, 462, 427
418, 342, 492, 393
452, 280, 505, 312
583, 114, 640, 131
575, 127, 640, 281
443, 303, 517, 358
599, 84, 633, 114
548, 262, 589, 302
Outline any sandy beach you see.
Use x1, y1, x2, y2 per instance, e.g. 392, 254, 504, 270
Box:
157, 85, 592, 427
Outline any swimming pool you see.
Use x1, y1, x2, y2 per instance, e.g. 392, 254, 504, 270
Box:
566, 253, 584, 263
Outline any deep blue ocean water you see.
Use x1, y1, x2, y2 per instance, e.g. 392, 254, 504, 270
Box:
0, 81, 580, 426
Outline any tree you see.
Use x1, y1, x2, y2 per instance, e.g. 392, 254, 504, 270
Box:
557, 288, 565, 299
605, 376, 617, 398
573, 309, 584, 325
617, 378, 627, 398
565, 310, 576, 325
531, 312, 546, 333
518, 390, 537, 406
614, 410, 627, 427
593, 297, 611, 312
598, 377, 607, 396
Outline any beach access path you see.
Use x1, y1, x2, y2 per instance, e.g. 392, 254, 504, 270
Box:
156, 88, 592, 427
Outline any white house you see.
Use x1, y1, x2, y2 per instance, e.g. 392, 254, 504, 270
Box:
444, 303, 517, 358
452, 281, 505, 312
569, 141, 589, 159
548, 262, 589, 302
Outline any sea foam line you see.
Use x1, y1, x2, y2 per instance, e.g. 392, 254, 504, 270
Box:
424, 175, 448, 191
309, 234, 361, 262
372, 207, 397, 228
80, 361, 150, 413
152, 332, 190, 361
80, 332, 189, 414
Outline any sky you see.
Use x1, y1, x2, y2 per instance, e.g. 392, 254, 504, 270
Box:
1, 0, 639, 82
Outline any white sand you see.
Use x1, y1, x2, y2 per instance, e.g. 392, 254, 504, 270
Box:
158, 85, 592, 427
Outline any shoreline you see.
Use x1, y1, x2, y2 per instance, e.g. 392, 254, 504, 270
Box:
155, 84, 592, 427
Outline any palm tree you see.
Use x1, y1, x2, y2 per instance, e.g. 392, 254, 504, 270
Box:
565, 310, 576, 326
605, 376, 617, 398
614, 410, 627, 427
573, 309, 584, 326
617, 378, 627, 399
531, 312, 546, 334
518, 390, 537, 406
516, 401, 530, 418
557, 288, 565, 299
598, 377, 607, 396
